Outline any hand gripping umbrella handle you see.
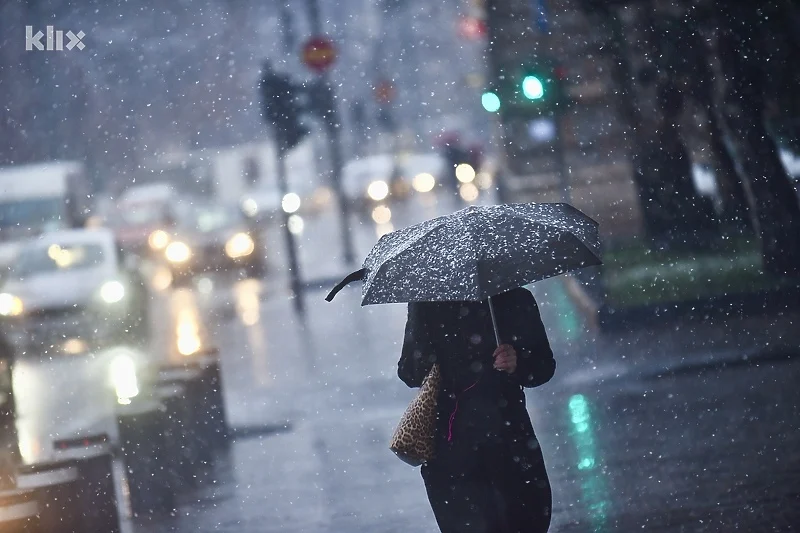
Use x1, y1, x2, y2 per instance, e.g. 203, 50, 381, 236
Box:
487, 296, 501, 346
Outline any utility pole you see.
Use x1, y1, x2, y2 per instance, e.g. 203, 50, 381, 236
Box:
276, 142, 306, 315
304, 0, 356, 266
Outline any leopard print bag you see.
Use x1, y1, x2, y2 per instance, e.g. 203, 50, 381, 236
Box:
390, 364, 441, 466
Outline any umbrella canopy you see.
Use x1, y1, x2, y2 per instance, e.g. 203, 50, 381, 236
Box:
325, 202, 601, 306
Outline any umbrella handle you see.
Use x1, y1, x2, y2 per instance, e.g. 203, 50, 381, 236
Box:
488, 296, 501, 346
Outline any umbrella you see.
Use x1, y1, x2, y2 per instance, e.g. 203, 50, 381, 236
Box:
325, 202, 601, 344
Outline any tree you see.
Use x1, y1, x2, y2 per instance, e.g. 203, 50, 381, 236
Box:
717, 2, 800, 277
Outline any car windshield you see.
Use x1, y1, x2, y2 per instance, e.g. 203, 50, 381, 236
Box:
13, 242, 104, 279
180, 206, 242, 233
0, 199, 64, 231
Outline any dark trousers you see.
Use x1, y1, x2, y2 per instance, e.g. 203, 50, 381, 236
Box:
421, 439, 552, 533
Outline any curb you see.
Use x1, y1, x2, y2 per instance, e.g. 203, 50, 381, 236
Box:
645, 344, 798, 380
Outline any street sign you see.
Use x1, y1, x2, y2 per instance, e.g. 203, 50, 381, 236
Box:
301, 36, 336, 73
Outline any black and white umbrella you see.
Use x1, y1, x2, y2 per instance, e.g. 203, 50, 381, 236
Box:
326, 202, 601, 343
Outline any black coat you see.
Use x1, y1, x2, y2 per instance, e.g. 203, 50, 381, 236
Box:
398, 288, 555, 532
398, 287, 555, 447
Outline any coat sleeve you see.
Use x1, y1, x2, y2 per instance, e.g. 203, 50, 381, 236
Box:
397, 303, 437, 388
508, 291, 556, 388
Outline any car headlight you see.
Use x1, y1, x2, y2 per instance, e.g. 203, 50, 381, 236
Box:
242, 198, 259, 217
455, 163, 476, 183
282, 193, 301, 214
412, 173, 436, 193
99, 281, 125, 304
0, 293, 23, 317
225, 233, 255, 259
367, 180, 389, 201
165, 241, 192, 263
148, 229, 170, 251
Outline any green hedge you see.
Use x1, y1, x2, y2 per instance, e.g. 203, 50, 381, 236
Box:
602, 237, 797, 308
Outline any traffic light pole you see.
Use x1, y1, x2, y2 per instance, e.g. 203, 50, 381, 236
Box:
553, 110, 572, 205
305, 0, 356, 267
276, 141, 306, 315
324, 113, 355, 265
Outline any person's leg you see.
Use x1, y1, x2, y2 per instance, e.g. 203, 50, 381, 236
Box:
421, 444, 496, 533
485, 441, 552, 533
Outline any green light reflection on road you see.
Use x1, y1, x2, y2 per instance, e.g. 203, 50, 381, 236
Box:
567, 393, 610, 531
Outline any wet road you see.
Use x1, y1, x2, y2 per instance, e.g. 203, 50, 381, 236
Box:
10, 189, 800, 532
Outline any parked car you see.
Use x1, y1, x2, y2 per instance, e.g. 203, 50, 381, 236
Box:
0, 229, 149, 352
164, 203, 266, 284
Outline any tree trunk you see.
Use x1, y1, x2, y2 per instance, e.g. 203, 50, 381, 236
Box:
706, 113, 752, 232
718, 4, 800, 277
599, 7, 663, 243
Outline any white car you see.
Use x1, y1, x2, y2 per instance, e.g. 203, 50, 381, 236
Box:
342, 154, 396, 204
341, 154, 419, 218
0, 229, 149, 353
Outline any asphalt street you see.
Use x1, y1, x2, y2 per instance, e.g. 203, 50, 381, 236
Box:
10, 189, 800, 532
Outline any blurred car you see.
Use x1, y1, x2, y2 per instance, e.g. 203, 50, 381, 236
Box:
108, 183, 178, 258
240, 188, 282, 223
164, 203, 266, 284
397, 152, 447, 195
0, 229, 149, 352
342, 154, 412, 218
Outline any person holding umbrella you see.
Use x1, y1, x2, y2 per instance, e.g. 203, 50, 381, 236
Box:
326, 202, 601, 533
399, 289, 556, 532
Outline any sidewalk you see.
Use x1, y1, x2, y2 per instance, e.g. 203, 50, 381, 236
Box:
532, 277, 800, 387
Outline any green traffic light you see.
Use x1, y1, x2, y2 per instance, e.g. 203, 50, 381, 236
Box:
522, 75, 545, 100
481, 91, 501, 113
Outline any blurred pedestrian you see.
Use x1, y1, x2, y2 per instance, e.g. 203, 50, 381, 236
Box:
398, 287, 555, 533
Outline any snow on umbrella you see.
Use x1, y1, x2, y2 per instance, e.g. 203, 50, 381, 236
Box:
325, 202, 601, 342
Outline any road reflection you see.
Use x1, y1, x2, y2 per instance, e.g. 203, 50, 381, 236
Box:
232, 278, 270, 387
168, 287, 210, 362
567, 394, 610, 532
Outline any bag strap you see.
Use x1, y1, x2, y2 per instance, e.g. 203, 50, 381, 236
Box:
446, 378, 480, 442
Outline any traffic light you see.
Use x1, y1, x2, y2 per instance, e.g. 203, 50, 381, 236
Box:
259, 63, 309, 150
521, 74, 545, 100
481, 59, 567, 116
481, 90, 501, 113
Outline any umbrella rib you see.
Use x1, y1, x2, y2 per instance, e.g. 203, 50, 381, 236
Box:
362, 221, 453, 303
369, 219, 447, 268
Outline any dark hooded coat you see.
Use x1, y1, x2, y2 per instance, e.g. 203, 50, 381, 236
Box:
398, 287, 554, 533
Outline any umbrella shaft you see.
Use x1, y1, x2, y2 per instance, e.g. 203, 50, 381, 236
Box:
488, 296, 501, 346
